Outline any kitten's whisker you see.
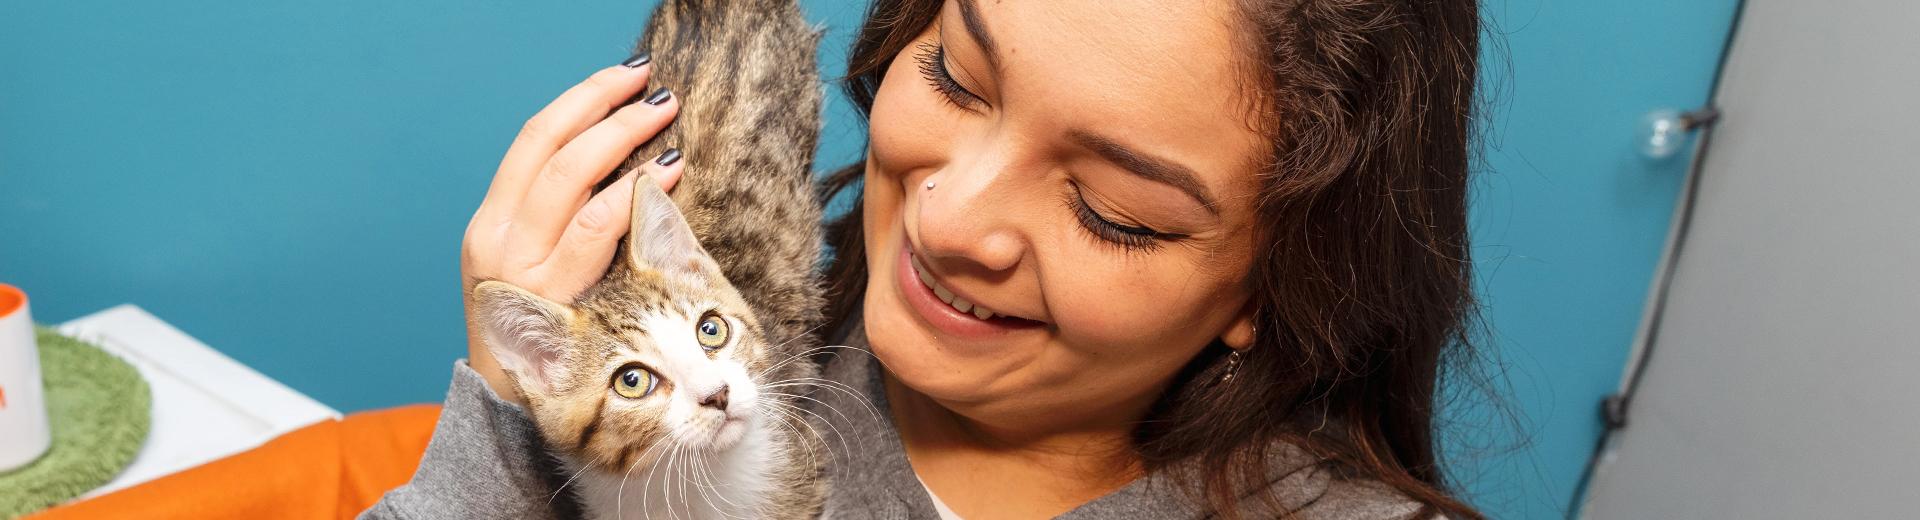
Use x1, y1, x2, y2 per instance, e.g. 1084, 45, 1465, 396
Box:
760, 374, 872, 398
763, 391, 860, 437
548, 453, 608, 507
756, 331, 864, 374
685, 451, 720, 514
759, 373, 870, 400
757, 405, 821, 451
768, 341, 900, 376
757, 342, 835, 373
760, 418, 815, 479
772, 410, 825, 471
690, 448, 749, 519
768, 321, 829, 352
762, 398, 854, 460
680, 446, 700, 520
760, 382, 874, 419
757, 405, 827, 466
677, 445, 701, 520
759, 343, 874, 376
764, 398, 848, 440
660, 445, 683, 520
760, 378, 883, 423
760, 382, 884, 432
634, 438, 676, 520
679, 445, 702, 520
776, 406, 853, 469
690, 451, 717, 519
749, 323, 830, 377
665, 445, 683, 520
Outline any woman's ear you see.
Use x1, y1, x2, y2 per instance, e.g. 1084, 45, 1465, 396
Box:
1220, 300, 1258, 350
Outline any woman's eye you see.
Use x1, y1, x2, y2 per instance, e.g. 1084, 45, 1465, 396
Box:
696, 312, 730, 351
1067, 182, 1176, 253
913, 41, 985, 110
612, 367, 656, 399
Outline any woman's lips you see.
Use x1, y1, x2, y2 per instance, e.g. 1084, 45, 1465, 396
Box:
911, 253, 1003, 320
895, 242, 1043, 339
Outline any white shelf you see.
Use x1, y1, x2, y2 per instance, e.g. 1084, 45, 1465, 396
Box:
55, 304, 340, 499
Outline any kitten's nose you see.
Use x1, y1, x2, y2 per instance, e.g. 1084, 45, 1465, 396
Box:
699, 384, 729, 411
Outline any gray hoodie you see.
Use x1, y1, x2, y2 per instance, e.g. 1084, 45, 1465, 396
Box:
361, 327, 1428, 519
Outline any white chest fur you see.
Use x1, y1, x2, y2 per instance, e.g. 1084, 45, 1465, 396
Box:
567, 415, 782, 520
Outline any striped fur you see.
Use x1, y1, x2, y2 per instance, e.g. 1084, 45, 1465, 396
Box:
618, 2, 829, 515
473, 0, 827, 518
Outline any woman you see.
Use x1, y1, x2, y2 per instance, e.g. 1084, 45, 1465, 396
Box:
376, 0, 1483, 518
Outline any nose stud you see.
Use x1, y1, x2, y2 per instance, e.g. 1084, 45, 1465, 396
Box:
924, 180, 936, 190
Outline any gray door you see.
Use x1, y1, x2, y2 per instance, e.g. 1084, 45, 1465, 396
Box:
1582, 0, 1920, 518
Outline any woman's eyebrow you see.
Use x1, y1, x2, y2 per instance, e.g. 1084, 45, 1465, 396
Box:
1068, 129, 1221, 216
956, 0, 1002, 70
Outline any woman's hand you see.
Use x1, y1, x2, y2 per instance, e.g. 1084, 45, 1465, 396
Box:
460, 56, 685, 402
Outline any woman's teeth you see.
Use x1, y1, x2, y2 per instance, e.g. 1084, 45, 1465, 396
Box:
911, 254, 999, 321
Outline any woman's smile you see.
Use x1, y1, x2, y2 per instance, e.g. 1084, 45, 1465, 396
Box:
858, 0, 1265, 418
895, 234, 1046, 340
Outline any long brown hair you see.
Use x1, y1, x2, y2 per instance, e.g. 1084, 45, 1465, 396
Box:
818, 0, 1485, 517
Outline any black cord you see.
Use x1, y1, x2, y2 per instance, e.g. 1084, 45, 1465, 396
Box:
1562, 0, 1750, 516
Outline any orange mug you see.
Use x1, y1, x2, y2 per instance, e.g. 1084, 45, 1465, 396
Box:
0, 283, 50, 471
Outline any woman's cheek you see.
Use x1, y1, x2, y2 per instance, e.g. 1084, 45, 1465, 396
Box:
1045, 250, 1244, 359
1057, 305, 1146, 349
1045, 262, 1178, 348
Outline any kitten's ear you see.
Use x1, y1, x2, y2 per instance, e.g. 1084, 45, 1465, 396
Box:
627, 174, 722, 280
472, 280, 575, 395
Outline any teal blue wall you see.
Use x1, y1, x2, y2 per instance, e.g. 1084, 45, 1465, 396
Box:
0, 1, 1738, 518
1462, 2, 1740, 517
0, 0, 869, 411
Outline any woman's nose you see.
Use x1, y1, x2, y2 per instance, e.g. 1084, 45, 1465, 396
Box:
914, 162, 1025, 274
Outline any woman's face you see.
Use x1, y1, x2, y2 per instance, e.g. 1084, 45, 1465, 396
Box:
861, 0, 1269, 431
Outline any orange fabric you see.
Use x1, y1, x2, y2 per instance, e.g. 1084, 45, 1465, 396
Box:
31, 404, 442, 520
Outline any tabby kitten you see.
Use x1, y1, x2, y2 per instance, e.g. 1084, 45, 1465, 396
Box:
470, 0, 827, 518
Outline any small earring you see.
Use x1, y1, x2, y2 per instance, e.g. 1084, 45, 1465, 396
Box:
924, 180, 937, 190
1219, 349, 1244, 385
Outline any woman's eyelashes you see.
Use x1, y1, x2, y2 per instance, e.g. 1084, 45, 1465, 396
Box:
914, 41, 985, 111
913, 38, 1177, 254
1067, 182, 1181, 253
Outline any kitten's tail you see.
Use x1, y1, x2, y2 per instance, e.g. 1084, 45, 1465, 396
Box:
615, 0, 829, 374
621, 0, 824, 183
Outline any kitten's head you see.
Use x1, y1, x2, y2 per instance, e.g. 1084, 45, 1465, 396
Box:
472, 177, 772, 470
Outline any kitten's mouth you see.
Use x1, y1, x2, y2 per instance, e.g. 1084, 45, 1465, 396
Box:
677, 407, 753, 451
709, 416, 749, 448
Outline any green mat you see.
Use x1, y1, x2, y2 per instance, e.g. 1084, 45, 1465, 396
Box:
0, 327, 151, 518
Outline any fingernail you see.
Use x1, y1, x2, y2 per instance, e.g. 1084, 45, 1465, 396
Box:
620, 52, 652, 68
654, 148, 683, 167
641, 87, 672, 105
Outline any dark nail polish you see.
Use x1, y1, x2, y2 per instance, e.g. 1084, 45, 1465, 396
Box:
641, 87, 672, 105
620, 52, 652, 68
654, 148, 683, 167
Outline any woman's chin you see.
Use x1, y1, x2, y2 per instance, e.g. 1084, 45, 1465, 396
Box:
862, 292, 1023, 405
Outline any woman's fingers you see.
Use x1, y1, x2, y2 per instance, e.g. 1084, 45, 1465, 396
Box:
647, 148, 684, 192
504, 88, 680, 260
538, 151, 686, 300
479, 60, 654, 228
459, 55, 667, 406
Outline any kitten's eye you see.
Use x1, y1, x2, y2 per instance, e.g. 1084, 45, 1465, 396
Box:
696, 312, 729, 351
612, 367, 656, 399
